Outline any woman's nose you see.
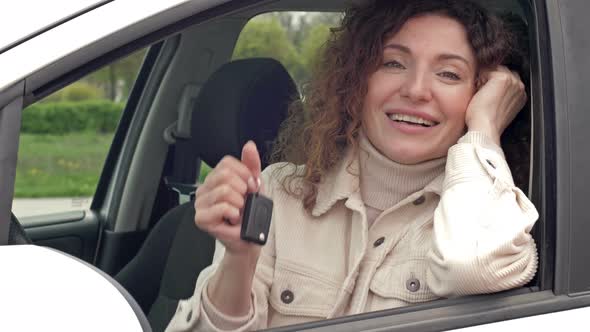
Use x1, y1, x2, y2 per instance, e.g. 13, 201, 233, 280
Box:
400, 71, 432, 103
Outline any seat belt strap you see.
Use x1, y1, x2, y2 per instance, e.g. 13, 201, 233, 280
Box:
161, 84, 201, 206
163, 139, 200, 205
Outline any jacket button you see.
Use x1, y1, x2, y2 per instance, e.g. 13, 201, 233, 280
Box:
406, 278, 421, 292
373, 236, 385, 247
281, 290, 294, 304
486, 159, 496, 169
412, 195, 426, 205
186, 309, 193, 322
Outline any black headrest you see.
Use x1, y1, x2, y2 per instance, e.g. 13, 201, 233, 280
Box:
189, 58, 298, 168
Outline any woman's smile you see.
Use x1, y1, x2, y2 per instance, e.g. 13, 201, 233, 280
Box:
386, 109, 440, 135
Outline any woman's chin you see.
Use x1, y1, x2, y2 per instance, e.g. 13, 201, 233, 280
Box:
380, 140, 450, 164
384, 150, 432, 165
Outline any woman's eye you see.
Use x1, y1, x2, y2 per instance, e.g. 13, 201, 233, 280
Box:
439, 71, 461, 80
383, 60, 405, 69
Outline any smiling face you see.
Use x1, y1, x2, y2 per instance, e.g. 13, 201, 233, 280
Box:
361, 14, 477, 164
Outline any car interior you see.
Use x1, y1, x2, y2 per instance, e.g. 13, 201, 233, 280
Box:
8, 0, 551, 331
116, 57, 298, 331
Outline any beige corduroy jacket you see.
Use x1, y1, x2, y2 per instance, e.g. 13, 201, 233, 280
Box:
166, 132, 539, 332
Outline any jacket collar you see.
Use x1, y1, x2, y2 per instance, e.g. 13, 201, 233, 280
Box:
311, 146, 445, 218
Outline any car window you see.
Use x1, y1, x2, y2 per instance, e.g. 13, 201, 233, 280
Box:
191, 6, 541, 332
195, 11, 343, 182
12, 48, 147, 219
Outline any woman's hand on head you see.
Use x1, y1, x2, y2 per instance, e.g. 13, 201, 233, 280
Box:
465, 65, 527, 145
194, 141, 263, 262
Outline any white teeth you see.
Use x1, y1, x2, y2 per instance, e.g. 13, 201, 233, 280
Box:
388, 113, 435, 126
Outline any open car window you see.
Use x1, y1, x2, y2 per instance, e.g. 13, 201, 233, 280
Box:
188, 3, 545, 331
13, 47, 146, 222
3, 0, 582, 330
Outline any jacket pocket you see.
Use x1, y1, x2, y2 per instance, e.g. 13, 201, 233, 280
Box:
370, 258, 439, 303
269, 263, 341, 318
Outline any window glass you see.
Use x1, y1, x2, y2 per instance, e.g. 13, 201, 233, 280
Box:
232, 11, 342, 88
13, 48, 147, 218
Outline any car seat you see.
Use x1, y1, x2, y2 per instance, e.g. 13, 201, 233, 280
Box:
115, 58, 298, 331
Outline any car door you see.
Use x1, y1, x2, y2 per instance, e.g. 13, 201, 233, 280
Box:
2, 0, 590, 331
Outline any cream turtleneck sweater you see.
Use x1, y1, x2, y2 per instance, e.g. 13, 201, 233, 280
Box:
358, 133, 445, 227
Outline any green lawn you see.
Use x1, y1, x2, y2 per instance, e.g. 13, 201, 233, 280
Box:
15, 133, 213, 198
15, 133, 114, 197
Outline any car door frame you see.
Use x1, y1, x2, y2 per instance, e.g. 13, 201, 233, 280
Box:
0, 0, 246, 264
1, 0, 589, 330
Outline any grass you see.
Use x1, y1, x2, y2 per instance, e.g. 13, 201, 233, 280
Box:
15, 133, 114, 198
15, 132, 214, 198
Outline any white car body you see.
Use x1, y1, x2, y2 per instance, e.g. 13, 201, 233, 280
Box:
0, 0, 230, 91
0, 245, 144, 331
0, 0, 587, 331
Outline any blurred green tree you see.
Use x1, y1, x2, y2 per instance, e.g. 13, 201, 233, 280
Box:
299, 23, 332, 82
40, 82, 105, 103
232, 17, 305, 84
84, 49, 147, 102
232, 12, 340, 87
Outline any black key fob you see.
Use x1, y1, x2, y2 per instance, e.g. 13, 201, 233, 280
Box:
240, 192, 273, 245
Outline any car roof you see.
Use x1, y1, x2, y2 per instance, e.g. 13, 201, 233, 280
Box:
0, 0, 231, 94
0, 0, 108, 53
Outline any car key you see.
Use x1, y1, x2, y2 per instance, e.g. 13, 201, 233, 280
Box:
240, 192, 273, 245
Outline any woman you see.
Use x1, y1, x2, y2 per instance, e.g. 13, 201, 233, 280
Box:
167, 0, 538, 331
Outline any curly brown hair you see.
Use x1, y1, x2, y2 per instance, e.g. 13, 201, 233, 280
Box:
271, 0, 525, 211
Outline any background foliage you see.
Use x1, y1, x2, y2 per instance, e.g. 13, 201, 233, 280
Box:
232, 12, 340, 85
16, 12, 341, 198
22, 100, 123, 135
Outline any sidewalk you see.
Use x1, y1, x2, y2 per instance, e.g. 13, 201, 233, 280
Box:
12, 197, 92, 218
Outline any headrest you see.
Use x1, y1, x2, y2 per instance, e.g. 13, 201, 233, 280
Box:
189, 58, 298, 168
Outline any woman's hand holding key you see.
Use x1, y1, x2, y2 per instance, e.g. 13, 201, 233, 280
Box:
195, 141, 264, 316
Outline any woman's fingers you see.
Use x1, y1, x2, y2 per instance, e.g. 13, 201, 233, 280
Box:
202, 166, 249, 196
196, 183, 246, 209
196, 202, 240, 228
241, 141, 262, 192
208, 155, 255, 185
195, 202, 243, 243
466, 65, 527, 140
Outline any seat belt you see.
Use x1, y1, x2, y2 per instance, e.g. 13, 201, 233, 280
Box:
163, 139, 201, 205
163, 179, 197, 205
0, 82, 24, 245
162, 84, 201, 205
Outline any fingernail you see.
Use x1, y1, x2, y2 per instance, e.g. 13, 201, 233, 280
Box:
257, 177, 261, 190
247, 177, 256, 191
